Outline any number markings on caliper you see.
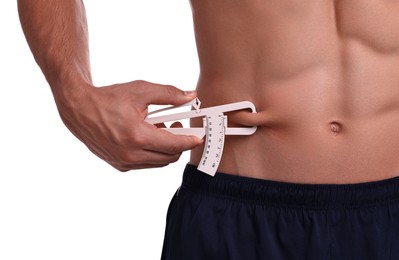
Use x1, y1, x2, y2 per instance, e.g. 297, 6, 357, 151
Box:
145, 98, 257, 176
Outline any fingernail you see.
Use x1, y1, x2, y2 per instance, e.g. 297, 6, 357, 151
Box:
184, 90, 197, 96
196, 136, 204, 143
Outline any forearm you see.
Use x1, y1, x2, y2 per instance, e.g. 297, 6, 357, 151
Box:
17, 1, 201, 171
18, 0, 92, 104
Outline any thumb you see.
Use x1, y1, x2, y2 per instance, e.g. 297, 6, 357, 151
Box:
140, 82, 197, 106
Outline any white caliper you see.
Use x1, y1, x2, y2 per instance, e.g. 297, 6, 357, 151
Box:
145, 98, 257, 176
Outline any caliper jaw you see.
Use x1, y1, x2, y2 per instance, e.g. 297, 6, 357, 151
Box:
145, 98, 257, 176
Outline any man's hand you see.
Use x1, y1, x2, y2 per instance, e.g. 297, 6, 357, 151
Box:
17, 1, 201, 170
58, 80, 202, 171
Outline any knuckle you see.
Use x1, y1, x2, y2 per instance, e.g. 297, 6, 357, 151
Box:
130, 132, 146, 147
131, 80, 148, 94
170, 154, 181, 163
169, 143, 184, 154
134, 80, 147, 87
165, 85, 178, 98
111, 162, 129, 172
117, 167, 129, 173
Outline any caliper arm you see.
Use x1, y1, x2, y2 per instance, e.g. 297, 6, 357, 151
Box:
145, 98, 257, 175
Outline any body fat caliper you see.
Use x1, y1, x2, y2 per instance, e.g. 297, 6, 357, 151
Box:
145, 98, 257, 176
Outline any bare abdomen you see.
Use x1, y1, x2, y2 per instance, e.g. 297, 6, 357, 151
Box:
189, 0, 399, 183
190, 45, 399, 183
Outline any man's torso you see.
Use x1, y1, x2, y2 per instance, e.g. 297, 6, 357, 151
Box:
189, 0, 399, 183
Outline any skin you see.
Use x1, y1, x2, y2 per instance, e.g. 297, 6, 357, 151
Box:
17, 0, 202, 171
18, 1, 399, 184
189, 0, 399, 183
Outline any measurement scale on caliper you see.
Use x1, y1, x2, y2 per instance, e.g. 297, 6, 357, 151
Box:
145, 98, 257, 176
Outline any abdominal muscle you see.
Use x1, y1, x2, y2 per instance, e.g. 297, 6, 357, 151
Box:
188, 0, 399, 184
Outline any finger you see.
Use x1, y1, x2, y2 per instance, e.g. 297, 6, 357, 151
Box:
112, 150, 182, 171
113, 163, 170, 172
170, 121, 183, 128
138, 82, 197, 107
155, 123, 167, 128
134, 149, 182, 165
142, 126, 203, 155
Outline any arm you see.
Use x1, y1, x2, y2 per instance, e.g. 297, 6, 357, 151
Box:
18, 0, 201, 171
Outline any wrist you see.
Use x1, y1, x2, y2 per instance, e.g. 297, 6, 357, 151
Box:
51, 75, 95, 117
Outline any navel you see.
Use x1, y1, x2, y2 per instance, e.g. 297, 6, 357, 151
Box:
329, 121, 342, 136
330, 121, 342, 135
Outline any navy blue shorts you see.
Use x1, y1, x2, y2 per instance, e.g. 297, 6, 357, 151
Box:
161, 164, 399, 260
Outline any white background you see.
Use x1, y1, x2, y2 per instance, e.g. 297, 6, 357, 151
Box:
0, 1, 198, 259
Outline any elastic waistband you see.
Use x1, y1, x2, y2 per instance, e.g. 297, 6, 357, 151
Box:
182, 164, 399, 209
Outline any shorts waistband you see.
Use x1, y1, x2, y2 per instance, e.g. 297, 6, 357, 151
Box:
181, 164, 399, 209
